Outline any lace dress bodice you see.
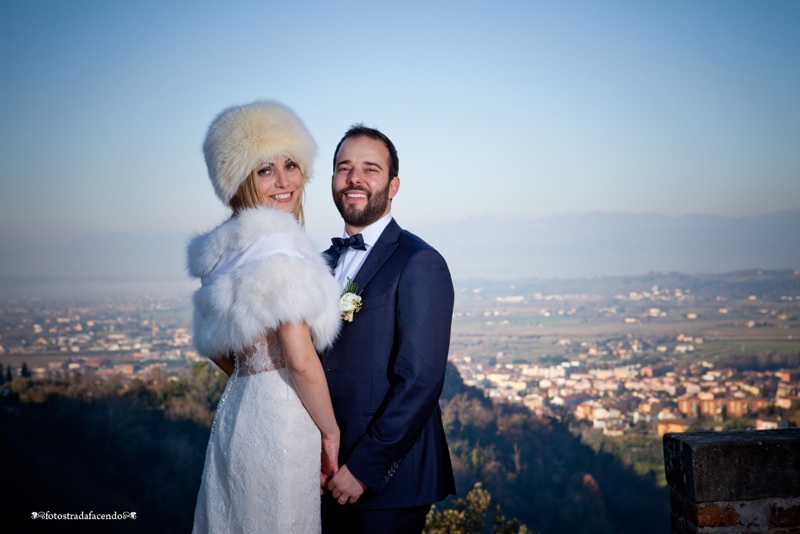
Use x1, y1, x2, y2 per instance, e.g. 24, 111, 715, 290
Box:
235, 337, 285, 376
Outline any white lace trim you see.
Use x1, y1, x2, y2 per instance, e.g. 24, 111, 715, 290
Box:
235, 339, 285, 376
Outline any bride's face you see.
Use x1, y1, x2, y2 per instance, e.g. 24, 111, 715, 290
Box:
255, 156, 303, 214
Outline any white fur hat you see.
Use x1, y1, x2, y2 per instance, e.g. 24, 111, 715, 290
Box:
203, 100, 317, 204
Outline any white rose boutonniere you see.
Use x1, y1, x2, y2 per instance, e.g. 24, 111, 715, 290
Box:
339, 277, 363, 322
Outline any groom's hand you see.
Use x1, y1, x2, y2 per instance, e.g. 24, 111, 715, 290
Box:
327, 464, 366, 504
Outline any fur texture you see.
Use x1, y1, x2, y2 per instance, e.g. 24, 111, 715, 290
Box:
203, 100, 317, 204
187, 207, 341, 358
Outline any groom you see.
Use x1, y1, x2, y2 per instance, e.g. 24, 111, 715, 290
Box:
321, 125, 456, 533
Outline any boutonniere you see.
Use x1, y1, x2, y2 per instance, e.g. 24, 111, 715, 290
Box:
339, 277, 363, 322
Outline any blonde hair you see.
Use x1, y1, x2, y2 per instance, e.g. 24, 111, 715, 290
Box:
229, 169, 306, 226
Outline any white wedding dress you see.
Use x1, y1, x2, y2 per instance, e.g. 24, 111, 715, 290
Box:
192, 339, 320, 533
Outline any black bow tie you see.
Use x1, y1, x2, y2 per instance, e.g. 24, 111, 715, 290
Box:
331, 234, 367, 255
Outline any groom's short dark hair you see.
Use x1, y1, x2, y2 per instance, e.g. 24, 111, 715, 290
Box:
333, 124, 399, 181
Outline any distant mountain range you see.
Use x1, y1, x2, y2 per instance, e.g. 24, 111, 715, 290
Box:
415, 209, 800, 279
1, 210, 798, 288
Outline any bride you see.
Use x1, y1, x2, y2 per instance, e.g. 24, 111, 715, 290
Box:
188, 100, 342, 533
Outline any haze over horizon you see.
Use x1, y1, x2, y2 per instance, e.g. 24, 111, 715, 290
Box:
1, 209, 798, 300
2, 1, 799, 288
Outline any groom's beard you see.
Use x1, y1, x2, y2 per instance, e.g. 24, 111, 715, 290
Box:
334, 181, 391, 228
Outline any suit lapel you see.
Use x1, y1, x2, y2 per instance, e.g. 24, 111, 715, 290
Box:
353, 219, 401, 291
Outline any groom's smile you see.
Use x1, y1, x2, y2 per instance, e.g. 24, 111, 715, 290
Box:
344, 188, 369, 204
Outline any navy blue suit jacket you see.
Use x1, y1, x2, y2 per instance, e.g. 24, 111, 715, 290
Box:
322, 219, 456, 510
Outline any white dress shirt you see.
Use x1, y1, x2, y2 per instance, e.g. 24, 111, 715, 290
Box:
333, 212, 393, 289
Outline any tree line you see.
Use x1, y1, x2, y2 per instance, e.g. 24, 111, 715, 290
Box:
0, 362, 669, 533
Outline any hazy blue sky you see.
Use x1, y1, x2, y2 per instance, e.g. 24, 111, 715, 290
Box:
2, 0, 799, 253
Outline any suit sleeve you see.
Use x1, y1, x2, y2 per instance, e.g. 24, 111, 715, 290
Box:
345, 247, 454, 493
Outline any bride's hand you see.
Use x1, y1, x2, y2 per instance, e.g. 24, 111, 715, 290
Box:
320, 435, 339, 494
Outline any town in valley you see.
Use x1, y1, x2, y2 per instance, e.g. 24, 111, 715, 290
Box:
2, 269, 799, 438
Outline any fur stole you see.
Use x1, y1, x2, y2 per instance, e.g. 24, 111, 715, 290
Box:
186, 207, 341, 359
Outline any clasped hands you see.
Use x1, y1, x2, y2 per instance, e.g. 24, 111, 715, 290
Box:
321, 436, 366, 505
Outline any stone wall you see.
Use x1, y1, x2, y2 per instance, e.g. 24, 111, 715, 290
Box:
663, 429, 800, 533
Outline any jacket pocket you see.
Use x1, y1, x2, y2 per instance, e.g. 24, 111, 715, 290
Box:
360, 293, 388, 311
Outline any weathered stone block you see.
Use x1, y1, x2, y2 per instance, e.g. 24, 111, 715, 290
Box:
664, 429, 800, 502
